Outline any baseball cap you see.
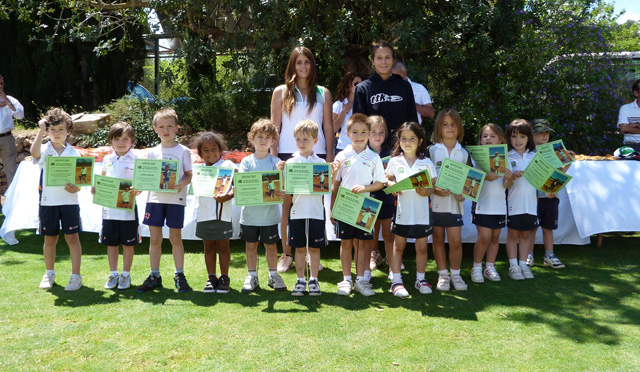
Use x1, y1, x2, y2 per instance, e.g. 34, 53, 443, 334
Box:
531, 119, 555, 134
613, 146, 638, 158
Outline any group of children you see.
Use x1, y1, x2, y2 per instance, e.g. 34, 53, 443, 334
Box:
34, 106, 568, 298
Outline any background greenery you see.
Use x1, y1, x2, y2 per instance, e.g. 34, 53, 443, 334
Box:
2, 0, 640, 153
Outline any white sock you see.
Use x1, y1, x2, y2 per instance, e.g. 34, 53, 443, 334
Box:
297, 277, 306, 283
110, 270, 119, 276
268, 269, 277, 276
509, 258, 518, 266
486, 262, 495, 268
121, 271, 130, 277
309, 276, 317, 282
450, 269, 461, 276
519, 260, 527, 266
416, 272, 425, 281
473, 262, 482, 268
438, 269, 449, 276
364, 270, 371, 278
356, 275, 365, 282
46, 270, 55, 276
392, 272, 402, 283
248, 270, 258, 277
343, 276, 352, 282
545, 250, 554, 257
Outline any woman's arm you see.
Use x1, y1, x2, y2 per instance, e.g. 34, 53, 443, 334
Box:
323, 88, 335, 162
270, 85, 285, 156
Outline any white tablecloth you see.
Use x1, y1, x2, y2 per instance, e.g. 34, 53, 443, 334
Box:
1, 161, 590, 245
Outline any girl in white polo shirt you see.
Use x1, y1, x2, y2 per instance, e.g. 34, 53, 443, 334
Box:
505, 119, 538, 280
470, 124, 514, 283
385, 122, 437, 297
427, 108, 472, 292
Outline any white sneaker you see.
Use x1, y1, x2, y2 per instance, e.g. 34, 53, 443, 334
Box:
241, 275, 259, 292
291, 280, 306, 296
543, 254, 565, 269
268, 273, 287, 291
520, 264, 535, 279
450, 274, 468, 291
364, 271, 372, 283
436, 274, 451, 291
39, 273, 55, 289
105, 274, 119, 289
483, 266, 501, 281
509, 265, 525, 280
391, 282, 410, 297
337, 280, 353, 296
65, 274, 82, 291
526, 252, 534, 267
414, 279, 432, 294
471, 266, 484, 283
308, 279, 321, 296
277, 255, 293, 273
355, 280, 375, 296
118, 275, 131, 290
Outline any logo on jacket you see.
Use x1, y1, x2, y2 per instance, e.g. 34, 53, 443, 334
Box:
370, 93, 403, 105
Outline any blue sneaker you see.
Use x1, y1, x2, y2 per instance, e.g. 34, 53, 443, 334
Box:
136, 275, 162, 292
544, 254, 565, 269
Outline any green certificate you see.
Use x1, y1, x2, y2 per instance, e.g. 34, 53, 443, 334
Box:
523, 153, 572, 193
384, 168, 433, 194
133, 159, 180, 193
46, 156, 95, 187
331, 187, 382, 233
234, 171, 283, 206
467, 144, 508, 175
535, 139, 575, 169
93, 174, 136, 211
284, 162, 331, 194
435, 158, 486, 202
191, 165, 235, 197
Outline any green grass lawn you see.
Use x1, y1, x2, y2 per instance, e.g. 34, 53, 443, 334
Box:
1, 224, 639, 371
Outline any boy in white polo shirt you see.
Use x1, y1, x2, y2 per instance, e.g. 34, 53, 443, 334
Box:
279, 119, 335, 296
136, 108, 193, 293
30, 108, 84, 291
331, 113, 386, 297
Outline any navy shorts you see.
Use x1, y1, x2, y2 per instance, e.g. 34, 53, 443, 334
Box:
100, 219, 140, 246
143, 203, 185, 229
196, 220, 233, 241
288, 218, 326, 249
471, 210, 506, 229
240, 224, 280, 244
537, 198, 559, 230
432, 212, 464, 227
507, 213, 539, 231
376, 203, 396, 220
335, 220, 374, 241
391, 222, 432, 239
38, 205, 82, 236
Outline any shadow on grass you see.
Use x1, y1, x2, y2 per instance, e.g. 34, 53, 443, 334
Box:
5, 228, 640, 346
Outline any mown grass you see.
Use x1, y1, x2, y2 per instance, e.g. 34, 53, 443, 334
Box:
1, 223, 639, 371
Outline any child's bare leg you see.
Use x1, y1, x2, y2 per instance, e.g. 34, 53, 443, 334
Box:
204, 240, 217, 275
280, 215, 292, 257
485, 229, 501, 264
107, 246, 119, 272
432, 226, 447, 271
168, 227, 184, 269
122, 245, 134, 272
245, 242, 258, 271
542, 227, 554, 253
309, 248, 320, 278
295, 247, 306, 279
43, 235, 59, 271
64, 233, 82, 275
517, 230, 531, 261
148, 226, 163, 270
474, 226, 492, 263
264, 243, 278, 269
217, 239, 230, 276
415, 237, 428, 274
380, 218, 394, 258
506, 228, 519, 260
355, 238, 368, 277
391, 235, 407, 274
340, 239, 354, 277
446, 226, 462, 270
528, 227, 539, 253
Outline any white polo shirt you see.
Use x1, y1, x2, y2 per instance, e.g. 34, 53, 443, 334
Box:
428, 142, 470, 214
279, 85, 327, 155
474, 170, 507, 215
239, 153, 282, 226
38, 141, 81, 206
286, 152, 325, 220
101, 149, 137, 221
0, 96, 24, 133
386, 155, 437, 225
146, 143, 193, 206
195, 159, 236, 223
333, 98, 353, 150
507, 149, 537, 216
617, 100, 640, 144
335, 145, 386, 197
407, 78, 432, 124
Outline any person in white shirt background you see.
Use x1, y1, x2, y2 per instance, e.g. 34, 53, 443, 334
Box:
0, 73, 25, 191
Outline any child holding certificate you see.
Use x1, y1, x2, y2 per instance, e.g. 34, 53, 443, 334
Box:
279, 120, 332, 296
367, 115, 395, 272
93, 122, 140, 290
427, 108, 472, 291
137, 108, 193, 293
470, 124, 514, 283
331, 113, 386, 297
194, 132, 236, 294
526, 119, 573, 269
30, 108, 83, 291
385, 122, 437, 297
239, 119, 286, 293
505, 119, 537, 281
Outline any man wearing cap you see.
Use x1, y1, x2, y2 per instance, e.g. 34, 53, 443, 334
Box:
617, 79, 640, 152
391, 61, 434, 125
0, 74, 24, 190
